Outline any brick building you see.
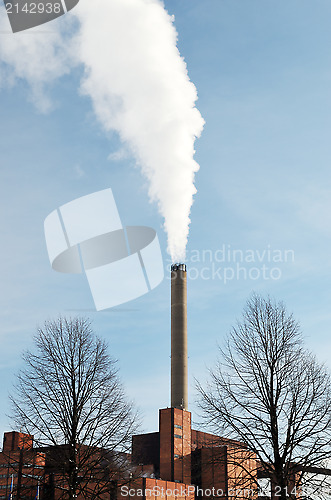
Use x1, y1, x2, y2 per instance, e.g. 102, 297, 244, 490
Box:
0, 408, 257, 499
127, 407, 257, 500
0, 432, 45, 499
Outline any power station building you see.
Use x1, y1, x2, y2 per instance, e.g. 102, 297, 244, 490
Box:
123, 264, 257, 500
0, 265, 260, 499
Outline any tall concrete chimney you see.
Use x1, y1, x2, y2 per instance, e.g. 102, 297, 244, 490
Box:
171, 263, 188, 410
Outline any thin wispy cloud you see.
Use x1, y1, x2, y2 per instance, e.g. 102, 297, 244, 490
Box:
108, 147, 131, 163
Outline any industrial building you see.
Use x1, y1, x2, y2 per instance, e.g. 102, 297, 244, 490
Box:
124, 264, 257, 500
0, 265, 263, 499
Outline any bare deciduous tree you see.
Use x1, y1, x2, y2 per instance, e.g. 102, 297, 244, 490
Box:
10, 317, 139, 500
197, 295, 331, 500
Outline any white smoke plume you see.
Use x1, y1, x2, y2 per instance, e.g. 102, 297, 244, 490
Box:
0, 0, 204, 262
0, 13, 73, 112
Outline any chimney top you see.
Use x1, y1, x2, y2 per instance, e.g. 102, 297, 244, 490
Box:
171, 263, 186, 272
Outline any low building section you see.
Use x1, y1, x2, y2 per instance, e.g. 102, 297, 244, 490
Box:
0, 410, 264, 499
0, 431, 45, 499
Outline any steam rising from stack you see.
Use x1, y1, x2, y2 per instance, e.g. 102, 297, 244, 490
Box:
0, 0, 204, 262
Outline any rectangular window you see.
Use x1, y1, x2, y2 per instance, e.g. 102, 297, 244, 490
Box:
174, 434, 182, 439
174, 424, 182, 430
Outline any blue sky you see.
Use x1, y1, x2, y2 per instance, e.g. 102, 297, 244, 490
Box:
1, 0, 331, 436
